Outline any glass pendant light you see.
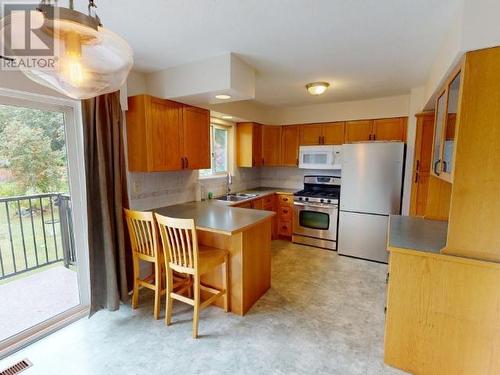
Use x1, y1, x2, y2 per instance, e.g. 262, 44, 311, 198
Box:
0, 0, 133, 99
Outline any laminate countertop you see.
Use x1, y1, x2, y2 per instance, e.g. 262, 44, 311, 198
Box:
388, 215, 448, 254
154, 201, 275, 235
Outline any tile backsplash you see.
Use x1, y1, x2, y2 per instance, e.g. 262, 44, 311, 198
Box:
260, 167, 341, 189
128, 167, 261, 210
128, 167, 337, 210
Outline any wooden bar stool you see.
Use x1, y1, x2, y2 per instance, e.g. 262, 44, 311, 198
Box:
155, 214, 229, 338
124, 209, 188, 319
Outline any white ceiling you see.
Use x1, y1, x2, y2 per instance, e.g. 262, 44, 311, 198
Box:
93, 0, 462, 107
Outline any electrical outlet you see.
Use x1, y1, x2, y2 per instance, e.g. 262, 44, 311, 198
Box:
133, 181, 140, 194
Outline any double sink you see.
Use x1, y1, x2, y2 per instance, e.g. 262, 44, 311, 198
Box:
215, 193, 259, 203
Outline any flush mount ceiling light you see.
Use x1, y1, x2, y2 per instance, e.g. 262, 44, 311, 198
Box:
306, 82, 330, 96
0, 0, 133, 99
215, 94, 232, 100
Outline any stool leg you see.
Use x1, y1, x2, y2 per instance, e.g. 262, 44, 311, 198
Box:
193, 274, 200, 339
132, 255, 139, 309
223, 255, 229, 312
165, 268, 173, 326
153, 261, 161, 320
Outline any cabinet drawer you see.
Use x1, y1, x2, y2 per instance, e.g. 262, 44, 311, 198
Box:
279, 206, 292, 220
278, 220, 292, 236
278, 194, 293, 206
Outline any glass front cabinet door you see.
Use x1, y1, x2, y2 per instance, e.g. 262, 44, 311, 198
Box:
431, 63, 463, 182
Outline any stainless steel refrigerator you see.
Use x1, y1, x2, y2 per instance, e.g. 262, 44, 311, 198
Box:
338, 142, 404, 263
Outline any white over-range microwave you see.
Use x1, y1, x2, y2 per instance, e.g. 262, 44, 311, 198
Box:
298, 145, 343, 170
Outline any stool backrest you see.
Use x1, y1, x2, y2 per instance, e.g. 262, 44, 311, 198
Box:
124, 209, 159, 260
155, 214, 198, 274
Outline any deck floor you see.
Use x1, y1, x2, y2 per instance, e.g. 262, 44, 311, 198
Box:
0, 266, 79, 342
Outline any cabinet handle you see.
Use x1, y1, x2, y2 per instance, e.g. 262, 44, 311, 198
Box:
181, 157, 185, 169
442, 160, 448, 173
262, 158, 265, 166
185, 158, 189, 169
296, 158, 299, 166
433, 159, 441, 176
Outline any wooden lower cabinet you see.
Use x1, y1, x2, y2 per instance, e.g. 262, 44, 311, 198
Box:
385, 249, 500, 374
277, 193, 293, 237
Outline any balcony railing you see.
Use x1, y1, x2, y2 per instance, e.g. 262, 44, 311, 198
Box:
0, 193, 76, 280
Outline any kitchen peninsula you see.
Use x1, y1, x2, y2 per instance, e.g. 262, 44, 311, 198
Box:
155, 200, 275, 316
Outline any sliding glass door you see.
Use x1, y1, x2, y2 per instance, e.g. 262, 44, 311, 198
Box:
0, 89, 89, 355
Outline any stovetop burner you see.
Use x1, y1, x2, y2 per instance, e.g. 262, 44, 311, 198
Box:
293, 175, 341, 204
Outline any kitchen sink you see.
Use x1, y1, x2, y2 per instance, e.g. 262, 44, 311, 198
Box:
215, 193, 258, 202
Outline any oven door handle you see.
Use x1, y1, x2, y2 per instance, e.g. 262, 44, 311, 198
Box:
294, 202, 338, 210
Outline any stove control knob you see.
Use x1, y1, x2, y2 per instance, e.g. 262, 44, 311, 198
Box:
298, 197, 303, 201
305, 197, 309, 202
320, 199, 324, 203
327, 199, 331, 203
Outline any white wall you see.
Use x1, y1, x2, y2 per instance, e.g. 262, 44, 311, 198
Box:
0, 70, 65, 97
275, 94, 411, 124
423, 0, 500, 108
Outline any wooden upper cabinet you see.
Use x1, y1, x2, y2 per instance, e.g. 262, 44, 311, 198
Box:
182, 106, 210, 170
262, 125, 282, 166
126, 94, 209, 172
299, 122, 345, 145
373, 117, 407, 142
345, 120, 373, 143
299, 124, 323, 145
322, 122, 345, 145
127, 95, 183, 172
237, 122, 262, 167
281, 125, 300, 167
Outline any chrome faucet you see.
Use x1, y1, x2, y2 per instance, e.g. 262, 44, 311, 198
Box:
226, 172, 233, 195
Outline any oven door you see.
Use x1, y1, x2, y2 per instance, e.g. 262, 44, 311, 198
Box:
293, 202, 337, 241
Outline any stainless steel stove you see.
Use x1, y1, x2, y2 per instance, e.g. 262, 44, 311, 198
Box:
293, 176, 341, 250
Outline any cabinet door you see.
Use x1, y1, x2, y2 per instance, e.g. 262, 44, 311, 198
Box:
251, 198, 264, 210
183, 106, 210, 170
345, 120, 373, 143
431, 92, 447, 177
373, 118, 407, 142
441, 71, 461, 181
299, 124, 322, 145
410, 113, 435, 217
322, 122, 345, 145
281, 125, 300, 166
253, 124, 263, 167
262, 126, 282, 166
149, 98, 183, 171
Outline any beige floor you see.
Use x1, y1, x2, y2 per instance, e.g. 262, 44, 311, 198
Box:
0, 240, 407, 375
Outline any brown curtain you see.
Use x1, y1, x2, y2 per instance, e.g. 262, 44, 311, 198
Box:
82, 91, 131, 314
